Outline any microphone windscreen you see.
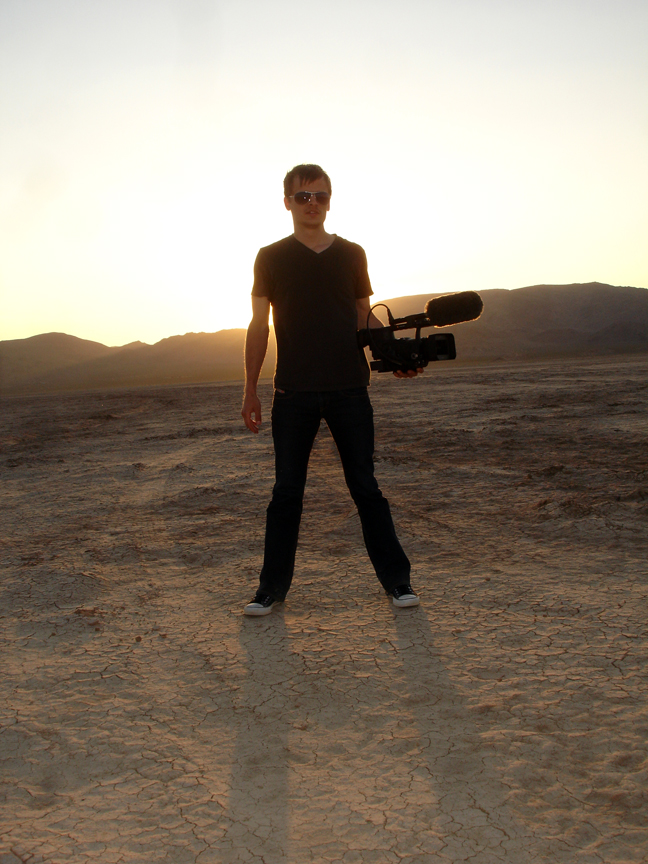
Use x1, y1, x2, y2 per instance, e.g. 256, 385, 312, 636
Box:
424, 291, 483, 327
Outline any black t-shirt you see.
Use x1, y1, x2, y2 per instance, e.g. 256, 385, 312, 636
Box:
252, 235, 373, 391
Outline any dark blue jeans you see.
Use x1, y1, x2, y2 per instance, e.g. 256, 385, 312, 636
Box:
258, 387, 411, 600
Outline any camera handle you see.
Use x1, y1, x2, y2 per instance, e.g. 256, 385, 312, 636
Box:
362, 303, 426, 371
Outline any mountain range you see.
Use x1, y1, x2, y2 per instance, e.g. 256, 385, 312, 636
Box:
1, 282, 647, 395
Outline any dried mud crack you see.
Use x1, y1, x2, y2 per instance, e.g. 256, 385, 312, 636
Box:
1, 356, 647, 863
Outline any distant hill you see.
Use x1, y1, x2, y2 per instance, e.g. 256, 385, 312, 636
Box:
1, 282, 646, 395
0, 332, 127, 383
386, 282, 648, 361
0, 329, 277, 395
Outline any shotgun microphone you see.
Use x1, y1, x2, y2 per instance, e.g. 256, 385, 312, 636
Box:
424, 291, 484, 327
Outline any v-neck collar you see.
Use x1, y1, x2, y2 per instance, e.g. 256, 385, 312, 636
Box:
292, 234, 338, 255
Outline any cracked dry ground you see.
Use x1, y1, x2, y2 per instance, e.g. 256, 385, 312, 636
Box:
1, 354, 647, 864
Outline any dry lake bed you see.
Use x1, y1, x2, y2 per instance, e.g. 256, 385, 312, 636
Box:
1, 354, 647, 863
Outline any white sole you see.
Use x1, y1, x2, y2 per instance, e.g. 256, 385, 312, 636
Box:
244, 603, 276, 617
392, 595, 420, 607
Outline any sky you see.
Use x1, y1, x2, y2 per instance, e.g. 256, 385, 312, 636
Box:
1, 0, 647, 346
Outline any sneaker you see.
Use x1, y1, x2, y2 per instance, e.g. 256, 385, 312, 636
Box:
390, 584, 420, 608
244, 592, 278, 616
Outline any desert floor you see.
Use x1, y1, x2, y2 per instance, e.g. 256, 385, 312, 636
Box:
1, 354, 647, 864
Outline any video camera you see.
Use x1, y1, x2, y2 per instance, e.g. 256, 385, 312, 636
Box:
357, 291, 483, 373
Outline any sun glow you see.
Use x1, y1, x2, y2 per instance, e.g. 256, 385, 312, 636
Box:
1, 0, 646, 346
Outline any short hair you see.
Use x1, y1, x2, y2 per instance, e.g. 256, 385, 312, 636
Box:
283, 164, 332, 198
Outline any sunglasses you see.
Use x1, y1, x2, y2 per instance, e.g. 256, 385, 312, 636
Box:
288, 191, 331, 205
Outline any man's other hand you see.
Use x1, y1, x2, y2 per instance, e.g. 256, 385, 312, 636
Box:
393, 368, 424, 379
242, 393, 263, 433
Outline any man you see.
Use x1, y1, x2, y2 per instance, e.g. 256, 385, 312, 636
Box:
241, 164, 420, 616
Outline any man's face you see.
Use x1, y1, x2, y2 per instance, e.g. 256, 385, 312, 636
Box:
284, 176, 331, 229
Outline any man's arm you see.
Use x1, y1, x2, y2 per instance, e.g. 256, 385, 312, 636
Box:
356, 297, 423, 379
241, 296, 271, 433
356, 296, 383, 330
